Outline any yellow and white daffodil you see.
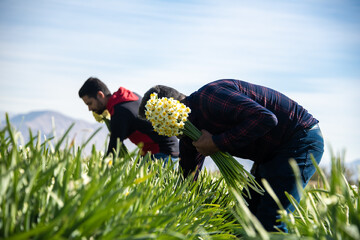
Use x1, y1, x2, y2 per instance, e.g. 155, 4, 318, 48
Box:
92, 110, 111, 132
92, 110, 111, 123
145, 93, 191, 137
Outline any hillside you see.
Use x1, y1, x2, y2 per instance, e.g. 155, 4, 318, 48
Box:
0, 110, 109, 154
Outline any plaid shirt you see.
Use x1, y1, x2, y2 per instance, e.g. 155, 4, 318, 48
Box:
180, 79, 318, 176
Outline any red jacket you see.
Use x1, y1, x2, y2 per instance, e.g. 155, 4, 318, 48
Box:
106, 87, 179, 157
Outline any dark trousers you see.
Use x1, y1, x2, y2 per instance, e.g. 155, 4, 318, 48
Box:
248, 124, 324, 232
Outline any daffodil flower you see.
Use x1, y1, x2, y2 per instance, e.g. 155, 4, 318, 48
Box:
92, 110, 111, 131
145, 93, 191, 137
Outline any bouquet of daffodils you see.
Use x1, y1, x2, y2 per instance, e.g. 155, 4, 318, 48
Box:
93, 110, 111, 132
145, 93, 264, 201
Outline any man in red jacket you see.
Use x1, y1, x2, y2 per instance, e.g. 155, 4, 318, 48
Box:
78, 77, 179, 160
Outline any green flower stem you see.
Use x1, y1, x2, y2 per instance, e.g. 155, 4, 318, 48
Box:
104, 119, 111, 132
183, 121, 264, 201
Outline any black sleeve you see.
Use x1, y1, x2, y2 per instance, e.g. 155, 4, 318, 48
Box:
106, 106, 134, 155
179, 137, 205, 178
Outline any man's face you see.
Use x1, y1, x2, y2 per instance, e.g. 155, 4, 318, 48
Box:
82, 95, 106, 114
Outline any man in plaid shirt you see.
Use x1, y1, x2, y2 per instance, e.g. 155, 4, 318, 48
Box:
139, 79, 324, 232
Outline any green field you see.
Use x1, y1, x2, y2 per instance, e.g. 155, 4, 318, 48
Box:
1, 115, 359, 239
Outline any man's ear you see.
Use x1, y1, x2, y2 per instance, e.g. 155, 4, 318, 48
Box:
97, 91, 105, 99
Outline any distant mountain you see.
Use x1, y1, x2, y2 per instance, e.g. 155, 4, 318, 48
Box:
1, 110, 110, 154
0, 111, 15, 122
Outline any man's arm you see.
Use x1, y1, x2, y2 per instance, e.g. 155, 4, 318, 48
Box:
192, 129, 219, 156
106, 107, 133, 156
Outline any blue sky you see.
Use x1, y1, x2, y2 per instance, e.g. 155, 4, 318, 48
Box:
0, 0, 359, 165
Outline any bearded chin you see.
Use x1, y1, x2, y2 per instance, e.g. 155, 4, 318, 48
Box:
96, 108, 106, 115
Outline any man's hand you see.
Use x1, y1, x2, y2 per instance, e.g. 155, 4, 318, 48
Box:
192, 129, 219, 156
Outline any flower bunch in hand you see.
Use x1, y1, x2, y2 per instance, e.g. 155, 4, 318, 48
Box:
145, 93, 190, 137
145, 93, 264, 202
93, 110, 111, 131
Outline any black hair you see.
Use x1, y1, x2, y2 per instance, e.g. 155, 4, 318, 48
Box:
139, 85, 186, 119
78, 77, 111, 99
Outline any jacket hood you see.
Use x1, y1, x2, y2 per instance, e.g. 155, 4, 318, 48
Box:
106, 87, 139, 115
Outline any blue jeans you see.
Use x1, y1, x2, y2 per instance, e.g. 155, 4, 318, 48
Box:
248, 124, 324, 232
152, 153, 179, 167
